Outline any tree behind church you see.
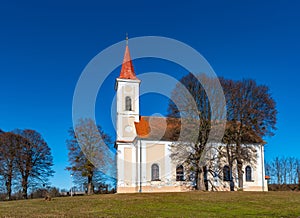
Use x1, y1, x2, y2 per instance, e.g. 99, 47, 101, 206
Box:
168, 74, 276, 190
221, 78, 277, 189
66, 118, 114, 195
168, 73, 226, 190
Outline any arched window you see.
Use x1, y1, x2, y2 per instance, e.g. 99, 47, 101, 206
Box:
223, 165, 230, 181
245, 166, 252, 181
125, 96, 132, 111
176, 165, 184, 181
151, 164, 159, 181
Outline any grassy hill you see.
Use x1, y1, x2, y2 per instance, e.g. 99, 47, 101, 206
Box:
0, 191, 300, 217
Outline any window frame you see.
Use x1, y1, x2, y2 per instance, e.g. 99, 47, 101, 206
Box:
151, 163, 160, 181
176, 165, 184, 181
125, 96, 132, 111
245, 165, 252, 182
223, 165, 231, 182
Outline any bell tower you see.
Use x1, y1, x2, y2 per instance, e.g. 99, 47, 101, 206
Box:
115, 37, 140, 142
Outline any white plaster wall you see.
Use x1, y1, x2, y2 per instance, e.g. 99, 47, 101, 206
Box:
116, 78, 140, 142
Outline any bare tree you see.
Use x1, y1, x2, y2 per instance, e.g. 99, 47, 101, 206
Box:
66, 118, 114, 195
287, 157, 294, 184
222, 79, 277, 189
265, 162, 273, 183
295, 159, 300, 186
168, 73, 276, 190
266, 156, 300, 185
168, 73, 226, 190
14, 129, 54, 199
0, 132, 24, 200
281, 157, 288, 184
274, 157, 282, 184
221, 122, 258, 190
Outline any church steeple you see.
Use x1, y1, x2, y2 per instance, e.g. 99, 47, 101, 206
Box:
119, 36, 137, 80
115, 36, 140, 142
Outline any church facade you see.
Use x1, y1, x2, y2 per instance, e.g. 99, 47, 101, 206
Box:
115, 42, 268, 193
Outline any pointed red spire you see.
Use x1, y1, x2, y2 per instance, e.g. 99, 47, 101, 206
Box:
119, 37, 137, 79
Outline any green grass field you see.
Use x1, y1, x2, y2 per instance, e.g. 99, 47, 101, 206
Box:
0, 192, 300, 217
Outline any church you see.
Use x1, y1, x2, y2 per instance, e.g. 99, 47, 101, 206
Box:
114, 41, 268, 193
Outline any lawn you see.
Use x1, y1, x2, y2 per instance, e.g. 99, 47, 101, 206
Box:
0, 191, 300, 217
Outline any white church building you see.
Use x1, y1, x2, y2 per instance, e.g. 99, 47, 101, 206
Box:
114, 42, 268, 193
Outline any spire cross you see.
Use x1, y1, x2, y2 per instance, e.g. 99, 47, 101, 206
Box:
126, 33, 128, 45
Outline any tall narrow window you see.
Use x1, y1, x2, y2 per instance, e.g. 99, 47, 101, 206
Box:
245, 166, 252, 181
176, 165, 184, 181
223, 165, 230, 181
151, 164, 159, 181
125, 96, 132, 111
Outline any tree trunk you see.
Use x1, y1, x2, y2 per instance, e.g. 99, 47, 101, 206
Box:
226, 144, 234, 191
235, 141, 244, 190
22, 176, 28, 199
229, 164, 235, 191
87, 175, 94, 195
237, 159, 243, 190
6, 179, 12, 200
196, 169, 205, 191
6, 163, 13, 200
298, 173, 300, 190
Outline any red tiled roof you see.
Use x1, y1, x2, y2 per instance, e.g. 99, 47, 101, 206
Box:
119, 45, 137, 80
224, 121, 264, 144
134, 116, 181, 141
134, 116, 263, 143
134, 117, 150, 138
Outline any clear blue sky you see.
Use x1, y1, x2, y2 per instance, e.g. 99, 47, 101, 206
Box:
0, 0, 299, 190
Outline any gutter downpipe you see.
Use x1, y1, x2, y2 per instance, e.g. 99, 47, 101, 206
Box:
261, 144, 265, 192
139, 139, 142, 193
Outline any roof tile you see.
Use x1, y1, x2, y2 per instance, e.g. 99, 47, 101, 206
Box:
119, 45, 137, 79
